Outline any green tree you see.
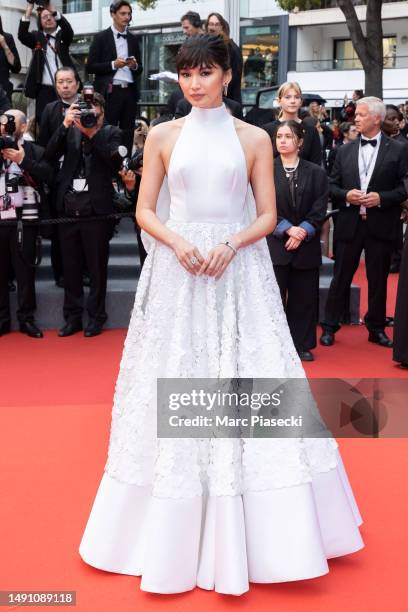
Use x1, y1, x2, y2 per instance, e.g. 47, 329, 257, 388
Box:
277, 0, 384, 98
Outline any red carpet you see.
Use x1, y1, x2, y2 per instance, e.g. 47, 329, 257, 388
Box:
0, 262, 407, 611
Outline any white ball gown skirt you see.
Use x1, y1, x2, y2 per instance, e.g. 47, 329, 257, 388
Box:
79, 219, 364, 595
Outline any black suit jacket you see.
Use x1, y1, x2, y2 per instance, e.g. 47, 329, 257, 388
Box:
86, 28, 143, 97
0, 85, 11, 113
0, 32, 21, 100
262, 119, 322, 166
44, 123, 122, 215
18, 15, 77, 98
329, 135, 408, 242
175, 96, 243, 120
38, 99, 67, 147
268, 158, 328, 269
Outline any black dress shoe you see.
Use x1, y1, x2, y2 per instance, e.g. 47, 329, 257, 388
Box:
399, 362, 408, 370
389, 263, 400, 274
368, 330, 393, 347
58, 321, 82, 337
84, 322, 103, 337
298, 350, 315, 362
385, 317, 394, 327
0, 323, 11, 336
19, 321, 43, 338
320, 331, 335, 346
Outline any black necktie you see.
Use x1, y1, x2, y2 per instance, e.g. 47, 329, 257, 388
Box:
361, 138, 377, 147
117, 33, 127, 39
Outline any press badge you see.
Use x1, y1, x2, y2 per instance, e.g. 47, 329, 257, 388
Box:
73, 179, 88, 191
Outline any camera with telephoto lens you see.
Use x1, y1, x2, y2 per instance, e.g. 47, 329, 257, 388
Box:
0, 114, 18, 151
122, 148, 144, 173
21, 187, 39, 221
77, 83, 97, 129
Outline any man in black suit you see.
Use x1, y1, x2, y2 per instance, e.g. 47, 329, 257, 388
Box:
320, 97, 408, 348
39, 66, 81, 286
44, 92, 122, 337
0, 109, 53, 338
0, 17, 21, 102
86, 0, 143, 155
18, 2, 77, 123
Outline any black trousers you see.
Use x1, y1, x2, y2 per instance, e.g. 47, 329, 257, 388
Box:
35, 85, 58, 125
273, 264, 319, 351
105, 85, 138, 156
323, 219, 393, 333
0, 225, 37, 325
59, 220, 111, 325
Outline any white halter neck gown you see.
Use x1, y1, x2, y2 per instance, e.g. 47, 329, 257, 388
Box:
79, 103, 364, 595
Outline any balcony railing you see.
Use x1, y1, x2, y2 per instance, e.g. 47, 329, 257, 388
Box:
290, 56, 408, 71
307, 0, 401, 8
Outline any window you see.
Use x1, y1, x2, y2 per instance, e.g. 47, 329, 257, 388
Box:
63, 0, 92, 13
334, 37, 396, 70
240, 25, 280, 104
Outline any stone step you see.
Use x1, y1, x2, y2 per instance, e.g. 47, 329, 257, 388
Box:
8, 278, 361, 330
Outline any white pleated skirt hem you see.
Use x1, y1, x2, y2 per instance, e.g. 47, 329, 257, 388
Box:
79, 450, 364, 596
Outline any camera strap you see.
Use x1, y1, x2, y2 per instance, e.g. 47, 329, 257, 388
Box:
41, 46, 58, 93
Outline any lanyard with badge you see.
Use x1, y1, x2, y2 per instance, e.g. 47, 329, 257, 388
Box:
359, 141, 377, 215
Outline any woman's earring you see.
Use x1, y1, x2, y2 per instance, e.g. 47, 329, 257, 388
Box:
223, 83, 228, 97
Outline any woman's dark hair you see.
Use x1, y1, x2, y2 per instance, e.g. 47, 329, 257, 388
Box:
354, 89, 364, 100
0, 16, 4, 35
176, 34, 230, 73
276, 120, 305, 143
204, 13, 230, 40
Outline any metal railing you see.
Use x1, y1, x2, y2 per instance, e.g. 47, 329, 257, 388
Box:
290, 56, 408, 72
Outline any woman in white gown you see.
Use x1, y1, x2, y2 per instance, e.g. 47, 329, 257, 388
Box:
79, 35, 364, 595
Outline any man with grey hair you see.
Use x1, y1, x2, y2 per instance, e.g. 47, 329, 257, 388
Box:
321, 96, 408, 348
0, 109, 53, 337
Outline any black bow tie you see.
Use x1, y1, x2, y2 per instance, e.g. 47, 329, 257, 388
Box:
117, 32, 127, 39
361, 138, 377, 147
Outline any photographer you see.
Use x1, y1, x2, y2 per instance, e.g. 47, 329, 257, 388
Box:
119, 152, 147, 267
39, 66, 81, 287
45, 90, 121, 337
0, 109, 53, 338
18, 1, 77, 123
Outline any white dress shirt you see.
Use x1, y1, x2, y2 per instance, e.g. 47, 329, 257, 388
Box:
41, 28, 61, 86
111, 25, 133, 85
358, 131, 382, 214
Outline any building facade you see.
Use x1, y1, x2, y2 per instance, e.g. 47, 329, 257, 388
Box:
1, 0, 407, 108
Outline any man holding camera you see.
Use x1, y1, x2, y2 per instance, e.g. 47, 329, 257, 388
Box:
0, 110, 52, 337
39, 66, 81, 287
86, 0, 143, 155
18, 1, 77, 123
45, 90, 121, 337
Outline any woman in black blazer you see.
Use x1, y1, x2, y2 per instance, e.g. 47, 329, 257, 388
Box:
262, 81, 322, 166
268, 121, 328, 361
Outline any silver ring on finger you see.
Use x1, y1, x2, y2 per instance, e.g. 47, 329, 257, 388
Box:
190, 256, 198, 266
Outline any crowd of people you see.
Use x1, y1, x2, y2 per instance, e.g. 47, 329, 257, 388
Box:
0, 2, 407, 371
